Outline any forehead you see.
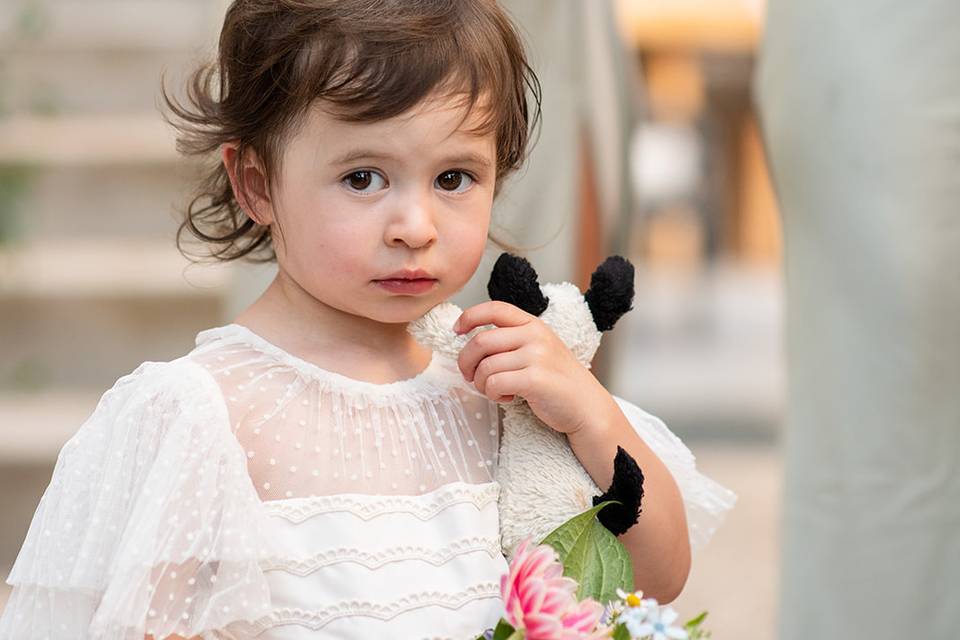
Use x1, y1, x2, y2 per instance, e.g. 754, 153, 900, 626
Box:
292, 93, 495, 163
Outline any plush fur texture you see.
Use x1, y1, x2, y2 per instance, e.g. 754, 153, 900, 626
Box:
408, 253, 642, 558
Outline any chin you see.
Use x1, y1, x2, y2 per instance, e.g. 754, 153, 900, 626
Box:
366, 298, 443, 325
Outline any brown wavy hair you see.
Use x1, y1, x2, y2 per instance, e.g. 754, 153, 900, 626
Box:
160, 0, 541, 262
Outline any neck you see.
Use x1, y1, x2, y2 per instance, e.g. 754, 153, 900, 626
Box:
233, 269, 432, 377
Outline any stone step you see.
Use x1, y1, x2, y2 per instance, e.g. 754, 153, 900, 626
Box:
1, 1, 222, 52
0, 296, 225, 391
3, 163, 208, 243
0, 114, 220, 241
0, 239, 231, 390
3, 50, 211, 116
0, 238, 230, 298
0, 113, 182, 166
1, 1, 225, 115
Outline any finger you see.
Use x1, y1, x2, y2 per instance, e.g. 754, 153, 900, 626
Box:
455, 300, 533, 334
458, 325, 529, 382
483, 369, 529, 403
473, 349, 526, 395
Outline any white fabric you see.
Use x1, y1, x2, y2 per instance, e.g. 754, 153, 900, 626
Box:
228, 482, 507, 639
612, 396, 737, 552
1, 323, 732, 639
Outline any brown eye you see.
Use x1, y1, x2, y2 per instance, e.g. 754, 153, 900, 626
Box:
347, 171, 372, 190
343, 170, 386, 193
436, 171, 472, 192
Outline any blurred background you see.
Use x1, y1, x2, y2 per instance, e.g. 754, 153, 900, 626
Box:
0, 1, 781, 637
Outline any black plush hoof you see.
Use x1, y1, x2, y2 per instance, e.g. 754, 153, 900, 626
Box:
593, 445, 645, 536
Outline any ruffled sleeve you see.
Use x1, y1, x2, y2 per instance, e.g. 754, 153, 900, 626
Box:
612, 394, 737, 552
0, 358, 273, 640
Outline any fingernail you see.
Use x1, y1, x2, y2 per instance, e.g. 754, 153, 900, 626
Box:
453, 317, 461, 333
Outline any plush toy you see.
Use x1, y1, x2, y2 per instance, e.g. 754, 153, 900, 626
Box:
409, 253, 645, 558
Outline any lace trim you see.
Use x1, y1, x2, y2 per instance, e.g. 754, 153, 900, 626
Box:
261, 535, 501, 574
241, 581, 501, 632
195, 323, 473, 400
262, 482, 500, 523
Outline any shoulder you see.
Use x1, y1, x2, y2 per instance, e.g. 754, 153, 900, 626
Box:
92, 356, 225, 425
108, 356, 220, 400
57, 356, 229, 468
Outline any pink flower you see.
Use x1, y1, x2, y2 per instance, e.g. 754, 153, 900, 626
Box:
500, 538, 609, 639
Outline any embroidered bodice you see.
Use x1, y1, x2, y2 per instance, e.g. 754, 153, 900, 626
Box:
193, 325, 508, 638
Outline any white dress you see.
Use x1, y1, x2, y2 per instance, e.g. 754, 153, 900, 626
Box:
0, 324, 735, 640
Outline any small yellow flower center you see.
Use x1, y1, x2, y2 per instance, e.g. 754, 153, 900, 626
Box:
626, 593, 642, 607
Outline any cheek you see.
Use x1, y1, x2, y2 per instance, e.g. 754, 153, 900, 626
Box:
444, 209, 490, 272
277, 212, 370, 280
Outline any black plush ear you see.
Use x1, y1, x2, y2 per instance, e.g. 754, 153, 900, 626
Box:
487, 253, 549, 317
584, 255, 634, 331
593, 446, 645, 536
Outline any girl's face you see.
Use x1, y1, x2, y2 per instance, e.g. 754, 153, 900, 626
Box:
258, 93, 496, 324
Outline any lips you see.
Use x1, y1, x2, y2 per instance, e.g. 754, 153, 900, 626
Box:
373, 269, 438, 295
377, 269, 435, 280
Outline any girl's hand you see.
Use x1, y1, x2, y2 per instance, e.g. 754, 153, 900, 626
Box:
454, 300, 612, 435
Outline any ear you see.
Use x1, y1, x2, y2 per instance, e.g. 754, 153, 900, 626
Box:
486, 253, 549, 316
584, 255, 635, 331
221, 142, 275, 226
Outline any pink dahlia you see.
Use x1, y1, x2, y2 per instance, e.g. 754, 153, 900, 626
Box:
500, 538, 609, 639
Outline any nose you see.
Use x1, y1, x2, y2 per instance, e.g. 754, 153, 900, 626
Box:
384, 185, 438, 249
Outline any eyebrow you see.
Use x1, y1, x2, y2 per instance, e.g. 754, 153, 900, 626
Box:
330, 148, 493, 170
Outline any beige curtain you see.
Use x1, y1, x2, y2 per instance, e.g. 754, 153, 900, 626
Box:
755, 3, 960, 637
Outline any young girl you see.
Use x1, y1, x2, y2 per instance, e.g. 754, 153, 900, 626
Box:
0, 1, 734, 638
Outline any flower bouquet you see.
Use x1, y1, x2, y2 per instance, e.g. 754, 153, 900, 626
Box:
478, 501, 710, 640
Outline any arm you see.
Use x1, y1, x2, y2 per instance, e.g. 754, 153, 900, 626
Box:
455, 301, 692, 601
566, 393, 691, 603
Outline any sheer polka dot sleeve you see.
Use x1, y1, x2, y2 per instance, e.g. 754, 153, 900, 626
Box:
0, 359, 272, 639
612, 394, 738, 552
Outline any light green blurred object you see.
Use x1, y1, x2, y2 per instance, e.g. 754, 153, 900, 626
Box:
755, 2, 960, 638
0, 166, 34, 245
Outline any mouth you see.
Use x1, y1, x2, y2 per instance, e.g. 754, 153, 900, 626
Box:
372, 268, 438, 295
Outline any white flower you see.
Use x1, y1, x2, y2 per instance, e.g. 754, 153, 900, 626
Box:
622, 601, 688, 640
620, 607, 649, 636
616, 588, 646, 609
603, 599, 626, 625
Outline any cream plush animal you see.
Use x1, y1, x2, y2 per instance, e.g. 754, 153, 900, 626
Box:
409, 253, 643, 559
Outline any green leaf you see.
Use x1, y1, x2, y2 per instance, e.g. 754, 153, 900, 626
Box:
493, 619, 518, 640
504, 631, 525, 640
540, 501, 634, 604
684, 610, 709, 629
612, 623, 632, 640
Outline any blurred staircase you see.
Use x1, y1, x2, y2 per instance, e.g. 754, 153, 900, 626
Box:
0, 0, 235, 604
